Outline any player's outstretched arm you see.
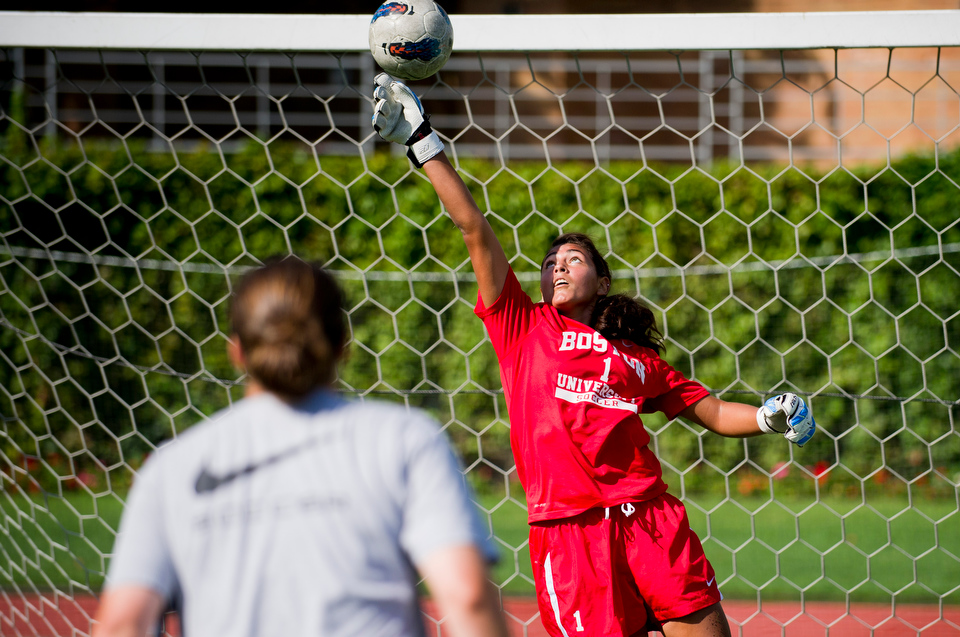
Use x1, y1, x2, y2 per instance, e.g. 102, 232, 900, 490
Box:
422, 154, 509, 307
372, 74, 508, 306
681, 393, 816, 447
418, 544, 510, 637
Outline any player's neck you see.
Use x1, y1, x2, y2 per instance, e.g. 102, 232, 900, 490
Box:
559, 304, 595, 328
245, 380, 266, 397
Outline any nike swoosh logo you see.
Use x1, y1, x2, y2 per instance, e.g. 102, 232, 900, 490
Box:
706, 576, 716, 588
195, 440, 317, 495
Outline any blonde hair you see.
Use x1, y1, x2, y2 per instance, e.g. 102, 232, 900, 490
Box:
231, 258, 346, 398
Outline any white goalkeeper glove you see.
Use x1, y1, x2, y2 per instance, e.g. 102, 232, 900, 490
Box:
756, 393, 816, 447
372, 73, 444, 168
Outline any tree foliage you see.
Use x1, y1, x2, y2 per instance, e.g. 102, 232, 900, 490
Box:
1, 133, 958, 497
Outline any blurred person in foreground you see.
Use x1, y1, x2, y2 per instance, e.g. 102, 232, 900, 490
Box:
94, 257, 509, 637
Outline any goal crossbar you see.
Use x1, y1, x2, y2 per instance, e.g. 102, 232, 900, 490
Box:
2, 10, 960, 51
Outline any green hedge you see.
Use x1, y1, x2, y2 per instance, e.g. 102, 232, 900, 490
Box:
1, 130, 958, 498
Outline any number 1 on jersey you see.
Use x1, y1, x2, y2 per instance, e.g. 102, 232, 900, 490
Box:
600, 357, 612, 383
573, 609, 585, 632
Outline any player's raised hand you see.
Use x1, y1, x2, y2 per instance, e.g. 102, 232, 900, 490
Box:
371, 73, 412, 144
372, 73, 444, 167
756, 393, 816, 447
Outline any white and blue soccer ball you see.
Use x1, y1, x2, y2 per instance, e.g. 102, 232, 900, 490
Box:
369, 0, 454, 81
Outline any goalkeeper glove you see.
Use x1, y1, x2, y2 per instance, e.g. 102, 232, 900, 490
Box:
756, 393, 816, 447
372, 73, 444, 168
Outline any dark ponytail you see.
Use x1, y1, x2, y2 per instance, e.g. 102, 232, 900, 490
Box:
592, 294, 664, 354
548, 233, 664, 354
231, 257, 346, 399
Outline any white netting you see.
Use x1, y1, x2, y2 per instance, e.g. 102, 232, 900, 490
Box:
0, 16, 959, 636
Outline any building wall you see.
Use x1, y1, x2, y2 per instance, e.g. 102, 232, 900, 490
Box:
444, 0, 960, 165
9, 3, 957, 166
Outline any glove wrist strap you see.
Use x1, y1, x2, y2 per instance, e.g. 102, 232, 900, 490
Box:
757, 408, 779, 435
407, 130, 444, 168
404, 118, 433, 146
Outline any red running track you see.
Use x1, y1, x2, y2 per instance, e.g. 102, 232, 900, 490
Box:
1, 595, 958, 636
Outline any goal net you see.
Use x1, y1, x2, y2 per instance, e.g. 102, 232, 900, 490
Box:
1, 10, 958, 636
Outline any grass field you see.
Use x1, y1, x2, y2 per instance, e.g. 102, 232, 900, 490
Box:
0, 490, 124, 593
1, 489, 957, 606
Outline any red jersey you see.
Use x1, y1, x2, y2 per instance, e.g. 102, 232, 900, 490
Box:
475, 268, 710, 523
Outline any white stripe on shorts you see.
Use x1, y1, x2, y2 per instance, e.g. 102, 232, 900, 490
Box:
543, 553, 571, 637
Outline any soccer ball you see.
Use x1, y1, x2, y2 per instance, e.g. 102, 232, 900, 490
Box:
369, 0, 454, 81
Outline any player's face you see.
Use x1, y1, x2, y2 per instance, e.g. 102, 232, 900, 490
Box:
540, 244, 610, 322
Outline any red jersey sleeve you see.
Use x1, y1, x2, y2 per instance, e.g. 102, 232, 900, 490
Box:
474, 267, 539, 360
640, 354, 710, 420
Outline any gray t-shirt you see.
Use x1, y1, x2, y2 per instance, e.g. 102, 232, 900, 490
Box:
106, 391, 495, 637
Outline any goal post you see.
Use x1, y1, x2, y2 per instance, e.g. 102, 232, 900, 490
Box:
1, 9, 959, 636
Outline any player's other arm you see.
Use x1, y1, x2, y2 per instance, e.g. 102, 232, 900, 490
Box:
681, 396, 763, 438
400, 415, 510, 637
372, 75, 508, 307
418, 544, 510, 637
93, 587, 165, 637
681, 393, 816, 447
95, 456, 177, 637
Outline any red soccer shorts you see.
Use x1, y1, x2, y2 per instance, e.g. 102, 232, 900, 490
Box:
529, 492, 722, 637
